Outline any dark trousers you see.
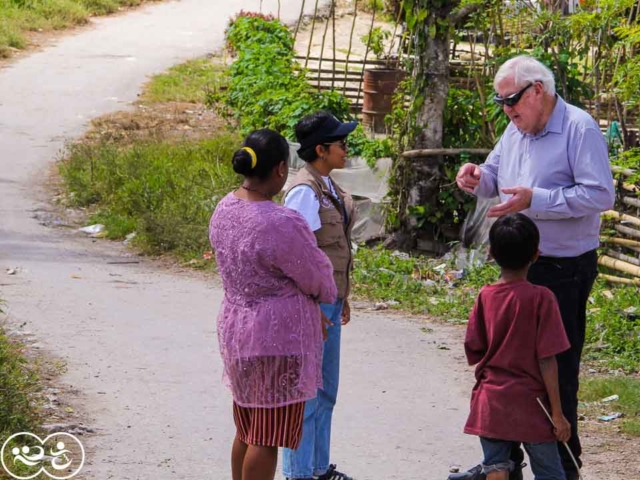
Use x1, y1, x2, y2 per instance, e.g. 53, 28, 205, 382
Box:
510, 249, 598, 477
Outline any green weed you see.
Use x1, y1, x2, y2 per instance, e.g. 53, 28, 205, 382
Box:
141, 58, 228, 104
585, 280, 640, 372
352, 245, 499, 322
0, 324, 41, 442
59, 134, 241, 258
580, 376, 640, 436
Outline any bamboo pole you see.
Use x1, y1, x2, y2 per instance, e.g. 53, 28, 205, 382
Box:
318, 2, 333, 89
623, 196, 640, 209
602, 210, 640, 227
343, 0, 359, 96
386, 0, 405, 68
613, 179, 637, 192
611, 165, 636, 177
616, 224, 640, 240
601, 237, 640, 248
600, 274, 640, 287
606, 249, 640, 267
305, 0, 321, 69
355, 0, 377, 111
293, 0, 307, 43
598, 255, 640, 277
332, 0, 336, 91
402, 148, 492, 158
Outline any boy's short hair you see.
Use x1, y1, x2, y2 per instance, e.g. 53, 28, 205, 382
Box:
489, 213, 540, 270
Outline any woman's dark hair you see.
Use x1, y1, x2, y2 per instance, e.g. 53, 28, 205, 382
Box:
232, 129, 289, 179
296, 111, 341, 162
489, 213, 540, 270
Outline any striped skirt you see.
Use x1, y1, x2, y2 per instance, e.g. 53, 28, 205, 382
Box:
233, 401, 305, 449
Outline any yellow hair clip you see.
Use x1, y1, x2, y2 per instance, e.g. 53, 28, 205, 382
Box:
242, 147, 258, 169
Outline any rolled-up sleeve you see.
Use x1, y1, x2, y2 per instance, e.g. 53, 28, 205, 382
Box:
475, 137, 501, 199
529, 127, 615, 220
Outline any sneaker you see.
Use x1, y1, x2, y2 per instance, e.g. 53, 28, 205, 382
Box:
316, 464, 353, 480
447, 463, 526, 480
448, 464, 485, 480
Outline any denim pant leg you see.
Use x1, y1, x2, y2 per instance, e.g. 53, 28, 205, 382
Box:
523, 442, 566, 480
282, 299, 343, 479
480, 437, 515, 474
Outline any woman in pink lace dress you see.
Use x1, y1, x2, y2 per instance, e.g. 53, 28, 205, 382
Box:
209, 129, 337, 480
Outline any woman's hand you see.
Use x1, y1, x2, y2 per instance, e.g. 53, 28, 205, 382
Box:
321, 311, 332, 341
341, 299, 351, 325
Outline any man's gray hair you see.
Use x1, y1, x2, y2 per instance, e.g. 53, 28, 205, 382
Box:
494, 55, 556, 95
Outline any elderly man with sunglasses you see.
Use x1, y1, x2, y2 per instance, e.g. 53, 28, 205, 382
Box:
454, 55, 615, 480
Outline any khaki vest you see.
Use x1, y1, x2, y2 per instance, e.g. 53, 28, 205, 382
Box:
287, 164, 356, 299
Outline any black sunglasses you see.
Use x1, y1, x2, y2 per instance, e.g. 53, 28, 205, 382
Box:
323, 140, 348, 151
493, 82, 535, 107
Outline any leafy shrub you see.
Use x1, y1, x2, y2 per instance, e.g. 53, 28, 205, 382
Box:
207, 15, 352, 139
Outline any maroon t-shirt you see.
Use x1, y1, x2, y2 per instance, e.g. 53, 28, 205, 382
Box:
464, 279, 570, 443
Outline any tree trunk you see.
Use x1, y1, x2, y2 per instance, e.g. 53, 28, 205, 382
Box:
399, 11, 453, 248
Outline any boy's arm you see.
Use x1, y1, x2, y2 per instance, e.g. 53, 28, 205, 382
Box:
539, 355, 571, 442
464, 296, 487, 366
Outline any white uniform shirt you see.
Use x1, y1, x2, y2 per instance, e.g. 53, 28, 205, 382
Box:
284, 176, 340, 232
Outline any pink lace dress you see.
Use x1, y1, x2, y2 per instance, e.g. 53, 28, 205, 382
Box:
209, 193, 337, 408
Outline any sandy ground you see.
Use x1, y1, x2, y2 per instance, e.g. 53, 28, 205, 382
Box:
0, 0, 636, 479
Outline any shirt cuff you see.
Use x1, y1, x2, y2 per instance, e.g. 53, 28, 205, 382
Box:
529, 187, 550, 218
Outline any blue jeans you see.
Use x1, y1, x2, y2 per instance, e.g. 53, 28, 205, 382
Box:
282, 299, 343, 479
480, 437, 566, 480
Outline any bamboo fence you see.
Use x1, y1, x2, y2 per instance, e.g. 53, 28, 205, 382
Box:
600, 167, 640, 287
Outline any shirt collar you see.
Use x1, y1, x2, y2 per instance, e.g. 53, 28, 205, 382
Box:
522, 94, 566, 139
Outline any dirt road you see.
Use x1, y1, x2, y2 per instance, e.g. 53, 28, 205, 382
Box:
0, 1, 495, 478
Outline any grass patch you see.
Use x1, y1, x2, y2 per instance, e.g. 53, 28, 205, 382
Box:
580, 376, 640, 436
0, 0, 154, 58
0, 301, 42, 450
141, 58, 228, 104
352, 245, 499, 323
59, 135, 241, 258
585, 280, 640, 372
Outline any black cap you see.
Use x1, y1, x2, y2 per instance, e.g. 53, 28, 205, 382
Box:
297, 115, 358, 154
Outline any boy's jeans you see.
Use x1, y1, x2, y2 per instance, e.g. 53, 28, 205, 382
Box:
480, 437, 566, 480
282, 298, 343, 479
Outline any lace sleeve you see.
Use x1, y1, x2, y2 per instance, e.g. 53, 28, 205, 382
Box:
271, 212, 337, 304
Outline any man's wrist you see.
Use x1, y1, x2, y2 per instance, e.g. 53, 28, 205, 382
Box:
529, 187, 549, 216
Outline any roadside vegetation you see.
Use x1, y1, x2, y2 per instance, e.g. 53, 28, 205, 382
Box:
0, 0, 157, 58
57, 8, 640, 438
0, 300, 43, 473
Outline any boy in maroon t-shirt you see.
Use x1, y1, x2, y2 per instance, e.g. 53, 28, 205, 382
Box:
463, 213, 572, 480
